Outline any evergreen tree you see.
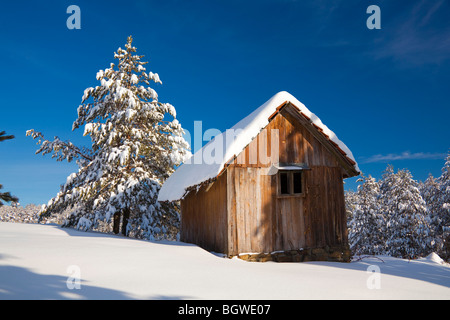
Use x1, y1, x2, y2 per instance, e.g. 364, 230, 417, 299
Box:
379, 166, 433, 259
27, 36, 190, 240
437, 152, 450, 260
420, 174, 442, 247
345, 189, 357, 221
0, 131, 18, 206
348, 174, 385, 255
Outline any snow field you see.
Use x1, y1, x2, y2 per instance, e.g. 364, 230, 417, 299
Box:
0, 222, 449, 300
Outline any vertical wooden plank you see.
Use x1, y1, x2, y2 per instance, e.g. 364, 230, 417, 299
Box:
270, 176, 277, 252
266, 123, 272, 166
241, 168, 248, 252
244, 145, 249, 167
248, 137, 258, 167
248, 168, 256, 252
336, 168, 347, 245
217, 173, 226, 252
258, 128, 269, 167
288, 118, 296, 163
273, 180, 282, 251
271, 124, 280, 165
279, 199, 286, 250
278, 116, 287, 164
330, 168, 338, 245
236, 148, 245, 166
303, 170, 311, 248
298, 199, 306, 248
255, 169, 262, 252
319, 167, 326, 246
303, 128, 313, 166
319, 136, 325, 166
310, 169, 321, 247
284, 117, 292, 163
260, 173, 271, 252
235, 167, 243, 252
299, 121, 305, 164
293, 125, 301, 164
227, 167, 236, 255
245, 168, 250, 252
324, 167, 331, 246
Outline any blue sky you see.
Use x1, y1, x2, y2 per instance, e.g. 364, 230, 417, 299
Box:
0, 0, 449, 205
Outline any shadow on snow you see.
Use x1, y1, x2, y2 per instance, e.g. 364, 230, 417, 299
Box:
307, 256, 450, 289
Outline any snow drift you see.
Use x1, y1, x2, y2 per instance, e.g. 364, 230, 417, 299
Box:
0, 222, 449, 300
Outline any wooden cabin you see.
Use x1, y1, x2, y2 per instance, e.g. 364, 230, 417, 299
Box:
158, 91, 360, 262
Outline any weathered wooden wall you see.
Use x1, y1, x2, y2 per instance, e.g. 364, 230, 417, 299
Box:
180, 172, 228, 254
180, 105, 350, 257
228, 106, 341, 169
225, 109, 348, 255
302, 167, 347, 249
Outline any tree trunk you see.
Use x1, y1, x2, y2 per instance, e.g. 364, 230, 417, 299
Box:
121, 207, 130, 236
113, 212, 121, 234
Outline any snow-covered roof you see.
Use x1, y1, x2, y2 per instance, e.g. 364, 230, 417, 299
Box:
158, 91, 359, 202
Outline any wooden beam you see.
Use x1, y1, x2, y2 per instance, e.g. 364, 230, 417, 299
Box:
268, 101, 289, 121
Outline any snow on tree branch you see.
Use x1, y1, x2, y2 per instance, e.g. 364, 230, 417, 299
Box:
26, 129, 93, 167
27, 36, 191, 241
346, 153, 450, 261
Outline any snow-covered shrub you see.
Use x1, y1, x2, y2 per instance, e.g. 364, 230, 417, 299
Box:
0, 204, 41, 223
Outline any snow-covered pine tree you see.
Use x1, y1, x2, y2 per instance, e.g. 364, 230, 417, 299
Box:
437, 152, 450, 260
345, 189, 357, 221
27, 36, 190, 240
420, 174, 442, 247
379, 165, 433, 259
347, 174, 385, 256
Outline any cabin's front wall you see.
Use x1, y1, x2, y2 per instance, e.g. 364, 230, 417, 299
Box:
226, 111, 349, 256
180, 110, 351, 258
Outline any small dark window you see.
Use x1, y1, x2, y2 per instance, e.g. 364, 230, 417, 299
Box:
278, 170, 304, 196
293, 172, 302, 194
280, 172, 290, 194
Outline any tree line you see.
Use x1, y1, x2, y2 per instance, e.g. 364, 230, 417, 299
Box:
346, 154, 450, 261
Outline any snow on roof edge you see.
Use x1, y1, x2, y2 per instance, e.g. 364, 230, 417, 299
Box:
158, 91, 359, 202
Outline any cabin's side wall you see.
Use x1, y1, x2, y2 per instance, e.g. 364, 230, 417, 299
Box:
180, 172, 228, 254
226, 111, 349, 256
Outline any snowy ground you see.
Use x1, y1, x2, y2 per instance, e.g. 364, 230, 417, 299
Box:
0, 222, 449, 300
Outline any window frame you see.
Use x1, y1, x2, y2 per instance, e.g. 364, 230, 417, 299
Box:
277, 170, 305, 198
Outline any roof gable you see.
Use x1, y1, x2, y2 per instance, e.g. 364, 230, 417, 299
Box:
158, 91, 359, 202
275, 102, 359, 178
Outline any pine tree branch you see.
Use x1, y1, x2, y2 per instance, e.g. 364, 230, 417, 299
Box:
353, 255, 385, 263
0, 131, 15, 142
0, 184, 19, 207
26, 129, 93, 163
